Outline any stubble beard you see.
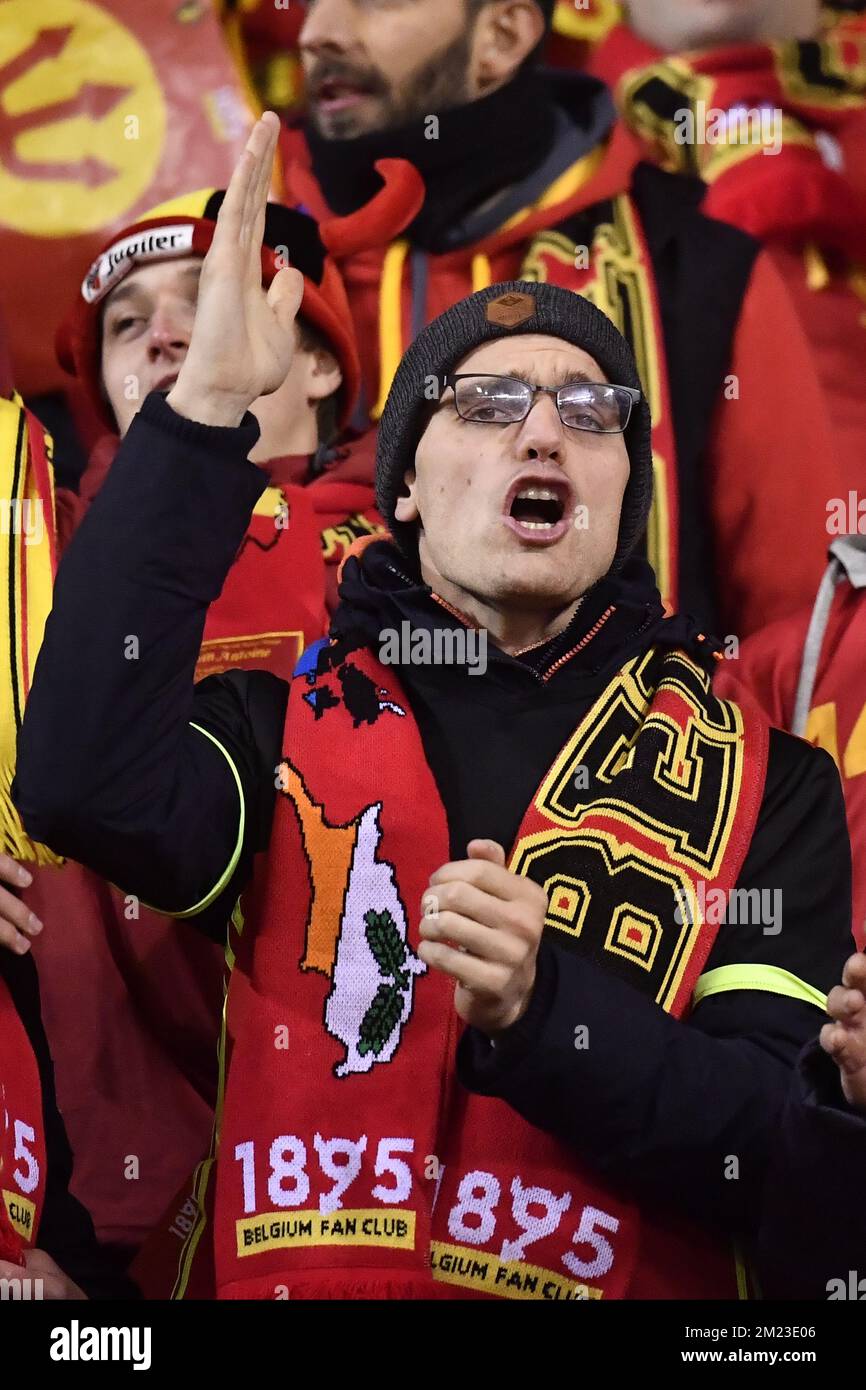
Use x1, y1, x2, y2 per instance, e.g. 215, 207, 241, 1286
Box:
309, 25, 476, 140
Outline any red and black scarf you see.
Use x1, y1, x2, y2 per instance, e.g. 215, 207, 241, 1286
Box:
75, 435, 385, 683
212, 636, 766, 1300
587, 20, 866, 259
194, 451, 385, 681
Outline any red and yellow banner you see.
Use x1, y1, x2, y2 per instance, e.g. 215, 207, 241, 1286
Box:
0, 0, 256, 394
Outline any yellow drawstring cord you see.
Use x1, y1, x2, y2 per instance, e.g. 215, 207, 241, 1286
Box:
372, 240, 411, 420
804, 242, 830, 292
471, 253, 493, 292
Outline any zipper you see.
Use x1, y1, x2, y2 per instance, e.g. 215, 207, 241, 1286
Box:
386, 564, 617, 684
540, 605, 616, 683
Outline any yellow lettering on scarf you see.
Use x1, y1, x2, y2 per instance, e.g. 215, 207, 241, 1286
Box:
3, 1189, 35, 1240
430, 1241, 603, 1301
235, 1208, 415, 1257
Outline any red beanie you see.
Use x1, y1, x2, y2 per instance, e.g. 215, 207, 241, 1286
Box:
55, 163, 425, 434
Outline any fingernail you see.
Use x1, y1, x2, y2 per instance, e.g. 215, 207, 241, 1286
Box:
27, 913, 42, 934
16, 936, 30, 954
17, 866, 32, 887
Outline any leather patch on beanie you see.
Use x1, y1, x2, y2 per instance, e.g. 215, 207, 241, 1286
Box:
485, 290, 536, 328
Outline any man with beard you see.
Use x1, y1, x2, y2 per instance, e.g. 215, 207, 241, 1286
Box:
582, 0, 866, 501
281, 0, 842, 639
14, 114, 852, 1300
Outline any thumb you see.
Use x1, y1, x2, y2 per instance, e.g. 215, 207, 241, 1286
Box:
467, 839, 505, 867
267, 266, 305, 331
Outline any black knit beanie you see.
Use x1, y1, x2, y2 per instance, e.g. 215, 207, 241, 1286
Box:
375, 281, 653, 576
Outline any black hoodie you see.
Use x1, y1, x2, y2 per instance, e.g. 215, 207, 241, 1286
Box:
13, 392, 853, 1269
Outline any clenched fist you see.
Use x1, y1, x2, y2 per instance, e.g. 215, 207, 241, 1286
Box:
418, 839, 547, 1037
167, 111, 304, 429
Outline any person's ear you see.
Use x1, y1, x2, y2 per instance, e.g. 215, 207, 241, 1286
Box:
394, 467, 420, 524
304, 345, 342, 402
468, 1, 546, 95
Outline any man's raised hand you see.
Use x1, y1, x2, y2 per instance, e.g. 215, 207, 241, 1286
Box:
167, 111, 304, 429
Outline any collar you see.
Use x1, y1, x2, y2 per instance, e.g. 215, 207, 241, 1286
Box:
332, 539, 709, 685
305, 69, 607, 254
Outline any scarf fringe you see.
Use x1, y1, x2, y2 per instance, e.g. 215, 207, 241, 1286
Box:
222, 1274, 453, 1301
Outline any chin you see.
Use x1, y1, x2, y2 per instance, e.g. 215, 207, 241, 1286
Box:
486, 566, 588, 612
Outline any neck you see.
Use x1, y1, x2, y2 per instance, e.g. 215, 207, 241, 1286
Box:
429, 575, 583, 656
248, 397, 319, 465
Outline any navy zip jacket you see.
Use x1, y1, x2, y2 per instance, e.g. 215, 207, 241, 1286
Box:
13, 392, 853, 1278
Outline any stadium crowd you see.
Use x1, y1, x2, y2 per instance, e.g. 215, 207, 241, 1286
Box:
0, 0, 865, 1304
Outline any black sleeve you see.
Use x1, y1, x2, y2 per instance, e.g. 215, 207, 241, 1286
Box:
13, 392, 286, 928
458, 729, 853, 1243
2, 951, 136, 1298
757, 1039, 866, 1300
699, 730, 854, 996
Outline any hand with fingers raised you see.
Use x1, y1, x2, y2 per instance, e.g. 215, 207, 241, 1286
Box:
820, 952, 866, 1110
0, 852, 41, 956
167, 111, 305, 430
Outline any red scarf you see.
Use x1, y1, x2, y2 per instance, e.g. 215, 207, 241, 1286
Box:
197, 445, 383, 680
0, 975, 47, 1263
71, 433, 385, 679
589, 24, 866, 258
213, 637, 766, 1300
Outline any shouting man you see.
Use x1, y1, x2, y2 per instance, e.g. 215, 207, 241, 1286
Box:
16, 115, 851, 1300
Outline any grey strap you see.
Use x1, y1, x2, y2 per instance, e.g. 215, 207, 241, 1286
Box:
792, 557, 842, 736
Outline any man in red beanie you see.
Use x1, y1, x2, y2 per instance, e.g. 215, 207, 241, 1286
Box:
11, 189, 385, 1272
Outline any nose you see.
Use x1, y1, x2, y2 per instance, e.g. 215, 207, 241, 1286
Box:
516, 391, 565, 465
300, 0, 355, 56
146, 302, 190, 364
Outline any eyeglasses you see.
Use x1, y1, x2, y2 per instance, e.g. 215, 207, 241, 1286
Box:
441, 374, 641, 434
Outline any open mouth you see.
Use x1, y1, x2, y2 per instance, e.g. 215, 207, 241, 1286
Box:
503, 479, 573, 544
312, 78, 373, 111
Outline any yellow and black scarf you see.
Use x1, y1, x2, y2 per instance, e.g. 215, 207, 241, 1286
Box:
0, 396, 60, 865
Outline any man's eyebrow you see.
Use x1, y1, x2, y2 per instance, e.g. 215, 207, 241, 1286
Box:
103, 262, 202, 312
102, 282, 141, 312
493, 368, 599, 387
